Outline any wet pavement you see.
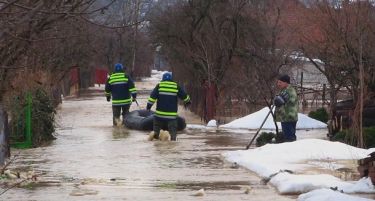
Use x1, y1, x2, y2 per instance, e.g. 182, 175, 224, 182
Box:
0, 86, 303, 201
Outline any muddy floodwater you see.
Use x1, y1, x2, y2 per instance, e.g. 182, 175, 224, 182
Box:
2, 89, 304, 201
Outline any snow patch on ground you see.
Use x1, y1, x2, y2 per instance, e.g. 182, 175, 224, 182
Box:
220, 107, 327, 130
206, 120, 217, 127
223, 139, 375, 200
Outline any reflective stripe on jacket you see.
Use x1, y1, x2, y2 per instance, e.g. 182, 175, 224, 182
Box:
147, 81, 190, 119
105, 72, 137, 106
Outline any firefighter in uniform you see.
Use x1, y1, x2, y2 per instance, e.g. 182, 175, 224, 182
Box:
146, 72, 191, 141
105, 63, 137, 126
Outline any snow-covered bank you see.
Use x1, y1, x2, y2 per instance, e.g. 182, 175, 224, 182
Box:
220, 107, 327, 130
298, 188, 374, 201
223, 139, 375, 200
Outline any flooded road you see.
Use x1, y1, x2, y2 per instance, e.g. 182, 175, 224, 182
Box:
1, 88, 300, 201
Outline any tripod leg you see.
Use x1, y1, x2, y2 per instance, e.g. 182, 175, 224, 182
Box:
245, 106, 274, 149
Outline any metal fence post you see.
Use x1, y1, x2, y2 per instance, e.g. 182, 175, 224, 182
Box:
25, 92, 32, 147
11, 92, 32, 149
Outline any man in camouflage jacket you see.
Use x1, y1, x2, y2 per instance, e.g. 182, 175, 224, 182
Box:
274, 74, 298, 142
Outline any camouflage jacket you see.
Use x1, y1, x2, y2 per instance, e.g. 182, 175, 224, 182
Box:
275, 85, 298, 122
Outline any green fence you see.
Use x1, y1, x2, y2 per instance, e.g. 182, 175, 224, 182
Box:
11, 93, 33, 149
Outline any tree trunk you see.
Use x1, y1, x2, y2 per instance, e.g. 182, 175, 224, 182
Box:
204, 82, 217, 123
354, 33, 365, 148
0, 104, 10, 166
131, 0, 140, 77
328, 81, 339, 136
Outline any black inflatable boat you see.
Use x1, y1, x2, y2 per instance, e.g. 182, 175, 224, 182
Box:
123, 109, 186, 131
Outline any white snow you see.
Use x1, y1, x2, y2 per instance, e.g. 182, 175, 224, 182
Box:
206, 120, 217, 127
141, 70, 169, 81
223, 139, 375, 200
186, 124, 207, 129
220, 107, 327, 130
298, 188, 374, 201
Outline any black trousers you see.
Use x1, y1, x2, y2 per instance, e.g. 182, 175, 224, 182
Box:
112, 105, 130, 126
153, 118, 178, 141
281, 121, 297, 142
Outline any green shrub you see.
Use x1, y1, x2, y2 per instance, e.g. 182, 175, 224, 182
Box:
331, 130, 348, 143
364, 127, 375, 148
308, 108, 329, 123
9, 88, 56, 147
332, 127, 375, 148
32, 89, 56, 145
256, 132, 276, 147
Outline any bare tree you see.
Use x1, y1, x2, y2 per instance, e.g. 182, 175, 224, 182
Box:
0, 0, 154, 159
148, 0, 300, 123
298, 0, 375, 147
